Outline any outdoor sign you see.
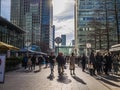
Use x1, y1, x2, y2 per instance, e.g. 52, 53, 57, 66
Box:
55, 37, 62, 44
86, 43, 91, 48
0, 55, 6, 83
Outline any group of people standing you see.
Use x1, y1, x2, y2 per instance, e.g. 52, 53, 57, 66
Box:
78, 51, 120, 76
22, 54, 47, 71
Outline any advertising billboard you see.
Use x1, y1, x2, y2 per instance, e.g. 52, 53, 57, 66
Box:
0, 55, 6, 83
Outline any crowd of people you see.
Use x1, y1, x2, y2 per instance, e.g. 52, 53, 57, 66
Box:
22, 51, 120, 77
22, 52, 77, 76
22, 54, 48, 71
78, 51, 120, 76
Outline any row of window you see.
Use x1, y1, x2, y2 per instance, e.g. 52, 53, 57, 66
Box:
0, 26, 24, 48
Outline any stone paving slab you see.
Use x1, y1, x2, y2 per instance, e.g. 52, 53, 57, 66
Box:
0, 65, 111, 90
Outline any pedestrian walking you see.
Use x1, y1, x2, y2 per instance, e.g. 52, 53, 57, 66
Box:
77, 55, 82, 67
89, 51, 96, 76
69, 53, 76, 75
38, 55, 44, 71
49, 52, 56, 76
81, 53, 87, 72
27, 55, 32, 71
56, 52, 65, 76
23, 54, 28, 69
31, 54, 36, 70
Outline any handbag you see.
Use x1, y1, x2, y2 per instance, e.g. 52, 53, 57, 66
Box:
89, 64, 93, 69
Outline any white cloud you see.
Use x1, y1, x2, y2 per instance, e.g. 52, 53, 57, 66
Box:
53, 0, 74, 45
1, 0, 75, 45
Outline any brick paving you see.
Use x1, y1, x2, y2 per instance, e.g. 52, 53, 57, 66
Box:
0, 64, 116, 90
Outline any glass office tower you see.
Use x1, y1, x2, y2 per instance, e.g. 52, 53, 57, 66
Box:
75, 0, 120, 55
11, 0, 53, 52
0, 0, 1, 16
61, 35, 66, 46
41, 0, 53, 50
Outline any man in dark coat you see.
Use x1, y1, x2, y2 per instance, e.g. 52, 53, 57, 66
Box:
56, 52, 65, 75
81, 53, 87, 72
95, 52, 103, 74
49, 52, 56, 75
104, 52, 112, 75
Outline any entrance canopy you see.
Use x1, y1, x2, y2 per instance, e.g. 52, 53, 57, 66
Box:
0, 42, 19, 50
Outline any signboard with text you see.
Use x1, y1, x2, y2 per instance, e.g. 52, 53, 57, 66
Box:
0, 55, 6, 83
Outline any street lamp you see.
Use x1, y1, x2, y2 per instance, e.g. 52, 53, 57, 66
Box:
83, 27, 89, 56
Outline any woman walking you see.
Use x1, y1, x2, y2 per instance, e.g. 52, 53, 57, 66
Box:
27, 55, 32, 71
69, 53, 76, 75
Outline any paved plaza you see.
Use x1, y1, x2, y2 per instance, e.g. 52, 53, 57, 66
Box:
0, 64, 120, 90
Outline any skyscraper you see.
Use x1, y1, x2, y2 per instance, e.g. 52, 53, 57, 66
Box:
0, 0, 1, 16
41, 0, 53, 50
61, 35, 66, 46
75, 0, 120, 55
11, 0, 53, 52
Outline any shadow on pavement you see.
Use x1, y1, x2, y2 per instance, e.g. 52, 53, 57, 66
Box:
34, 69, 40, 73
72, 75, 87, 85
99, 74, 120, 82
47, 74, 55, 81
99, 78, 120, 88
57, 74, 72, 84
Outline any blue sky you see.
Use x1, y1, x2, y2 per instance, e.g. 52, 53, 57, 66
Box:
1, 0, 74, 45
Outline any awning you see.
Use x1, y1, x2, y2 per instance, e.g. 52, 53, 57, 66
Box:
28, 49, 47, 55
0, 41, 19, 50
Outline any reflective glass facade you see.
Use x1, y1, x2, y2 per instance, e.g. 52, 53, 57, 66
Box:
61, 35, 66, 46
75, 0, 120, 55
41, 0, 53, 50
0, 0, 1, 16
0, 16, 24, 48
11, 0, 41, 45
11, 0, 53, 52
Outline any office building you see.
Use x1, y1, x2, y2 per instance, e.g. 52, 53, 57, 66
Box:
75, 0, 120, 55
41, 0, 53, 51
11, 0, 53, 52
72, 40, 75, 46
61, 35, 66, 46
0, 0, 1, 16
0, 16, 25, 48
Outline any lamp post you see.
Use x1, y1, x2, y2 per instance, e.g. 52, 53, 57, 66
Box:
83, 27, 89, 56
